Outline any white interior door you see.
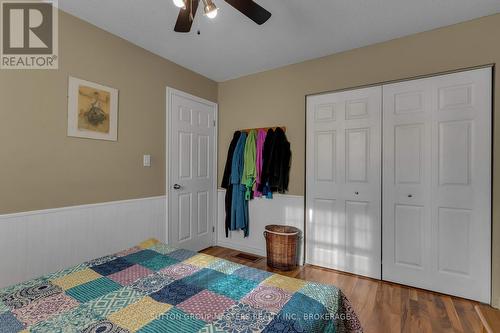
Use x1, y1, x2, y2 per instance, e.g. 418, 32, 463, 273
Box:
382, 68, 492, 303
168, 88, 217, 252
306, 86, 382, 279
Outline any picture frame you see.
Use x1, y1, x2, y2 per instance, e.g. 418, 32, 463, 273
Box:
67, 76, 119, 141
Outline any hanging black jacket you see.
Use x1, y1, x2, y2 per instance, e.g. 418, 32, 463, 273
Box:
269, 128, 291, 193
258, 128, 291, 194
258, 129, 275, 193
221, 131, 241, 237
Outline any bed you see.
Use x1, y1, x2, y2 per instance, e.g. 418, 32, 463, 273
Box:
0, 239, 362, 333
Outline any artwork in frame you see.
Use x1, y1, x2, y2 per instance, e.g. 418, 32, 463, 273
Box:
67, 76, 119, 141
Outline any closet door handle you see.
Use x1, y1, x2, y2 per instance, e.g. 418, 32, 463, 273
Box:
408, 194, 413, 198
354, 191, 359, 195
173, 184, 182, 190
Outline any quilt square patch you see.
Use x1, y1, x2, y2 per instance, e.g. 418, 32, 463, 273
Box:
183, 254, 218, 268
213, 303, 274, 333
159, 263, 200, 281
1, 282, 62, 310
137, 307, 206, 333
279, 293, 328, 333
91, 258, 135, 276
12, 293, 78, 326
0, 277, 48, 299
0, 311, 25, 333
150, 280, 203, 305
180, 268, 226, 289
208, 275, 258, 301
262, 316, 305, 333
197, 323, 226, 333
82, 287, 145, 317
82, 319, 130, 333
107, 296, 171, 332
51, 268, 101, 290
166, 249, 197, 261
29, 305, 101, 333
130, 273, 174, 294
108, 265, 153, 286
138, 239, 160, 249
207, 259, 243, 275
85, 255, 118, 268
123, 250, 160, 265
233, 266, 273, 282
44, 263, 87, 281
262, 274, 306, 293
241, 285, 292, 313
0, 301, 8, 314
140, 255, 179, 271
298, 282, 340, 313
66, 278, 122, 303
177, 290, 235, 323
115, 246, 141, 257
149, 243, 177, 255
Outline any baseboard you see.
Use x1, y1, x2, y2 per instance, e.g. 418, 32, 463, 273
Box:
494, 297, 500, 310
216, 240, 267, 257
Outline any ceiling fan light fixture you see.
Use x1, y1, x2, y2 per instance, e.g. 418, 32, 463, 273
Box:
173, 0, 186, 9
202, 0, 218, 18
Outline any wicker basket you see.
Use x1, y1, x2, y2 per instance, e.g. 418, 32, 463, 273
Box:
264, 225, 300, 271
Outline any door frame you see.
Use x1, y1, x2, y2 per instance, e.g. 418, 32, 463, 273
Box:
166, 87, 218, 248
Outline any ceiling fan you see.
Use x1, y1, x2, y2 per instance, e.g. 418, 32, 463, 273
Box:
172, 0, 272, 33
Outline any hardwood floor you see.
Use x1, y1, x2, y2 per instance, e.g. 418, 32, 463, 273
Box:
475, 304, 500, 333
201, 246, 484, 333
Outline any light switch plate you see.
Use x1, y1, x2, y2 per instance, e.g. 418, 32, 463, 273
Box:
143, 154, 151, 167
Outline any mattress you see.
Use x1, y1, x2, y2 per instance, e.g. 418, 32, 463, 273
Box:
0, 239, 362, 332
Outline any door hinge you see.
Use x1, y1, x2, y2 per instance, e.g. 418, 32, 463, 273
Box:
212, 226, 215, 233
213, 120, 216, 127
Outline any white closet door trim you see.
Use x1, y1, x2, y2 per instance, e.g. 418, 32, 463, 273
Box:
305, 66, 492, 303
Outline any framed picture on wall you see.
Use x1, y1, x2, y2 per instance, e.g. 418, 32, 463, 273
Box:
67, 76, 119, 141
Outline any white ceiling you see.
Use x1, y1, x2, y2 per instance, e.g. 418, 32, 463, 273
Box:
58, 0, 500, 82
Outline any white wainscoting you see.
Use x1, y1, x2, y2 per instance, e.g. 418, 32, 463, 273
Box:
0, 196, 166, 288
216, 189, 305, 264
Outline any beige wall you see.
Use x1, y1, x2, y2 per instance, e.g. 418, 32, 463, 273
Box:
0, 10, 217, 214
218, 13, 500, 307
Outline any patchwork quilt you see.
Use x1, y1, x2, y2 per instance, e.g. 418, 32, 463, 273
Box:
0, 239, 362, 333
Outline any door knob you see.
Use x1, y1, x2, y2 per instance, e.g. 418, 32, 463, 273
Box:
354, 191, 359, 195
173, 184, 182, 190
408, 194, 413, 198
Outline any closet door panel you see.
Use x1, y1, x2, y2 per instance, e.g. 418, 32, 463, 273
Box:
394, 204, 424, 268
394, 124, 423, 185
307, 87, 381, 279
346, 128, 369, 183
383, 68, 491, 303
315, 131, 336, 183
312, 198, 343, 269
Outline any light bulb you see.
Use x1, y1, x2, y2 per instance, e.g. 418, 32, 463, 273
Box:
202, 0, 218, 19
206, 7, 218, 19
173, 0, 186, 8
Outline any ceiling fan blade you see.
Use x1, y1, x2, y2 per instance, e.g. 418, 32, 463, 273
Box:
174, 0, 199, 32
224, 0, 271, 25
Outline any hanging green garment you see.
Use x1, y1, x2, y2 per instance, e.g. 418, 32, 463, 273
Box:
241, 129, 257, 200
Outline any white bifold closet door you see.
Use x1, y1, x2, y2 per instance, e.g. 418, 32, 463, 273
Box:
382, 68, 491, 303
306, 86, 382, 279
